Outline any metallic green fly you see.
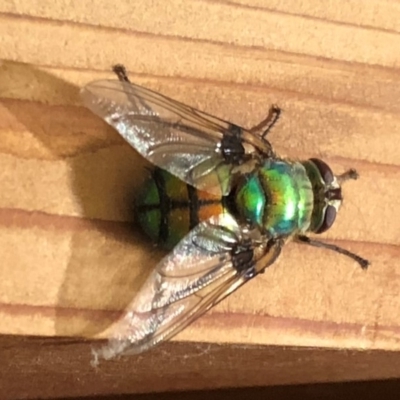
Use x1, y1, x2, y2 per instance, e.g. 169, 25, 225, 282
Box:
81, 65, 369, 361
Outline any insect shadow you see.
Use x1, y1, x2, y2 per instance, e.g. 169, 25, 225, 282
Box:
0, 61, 164, 338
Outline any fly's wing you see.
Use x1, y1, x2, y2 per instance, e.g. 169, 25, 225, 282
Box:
81, 80, 272, 195
94, 214, 282, 361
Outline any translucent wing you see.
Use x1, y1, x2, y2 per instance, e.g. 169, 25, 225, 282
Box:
94, 214, 282, 361
81, 80, 272, 195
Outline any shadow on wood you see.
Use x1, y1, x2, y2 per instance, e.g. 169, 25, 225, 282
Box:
0, 61, 163, 338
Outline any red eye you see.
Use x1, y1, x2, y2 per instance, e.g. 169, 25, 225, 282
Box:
309, 158, 334, 185
315, 205, 337, 234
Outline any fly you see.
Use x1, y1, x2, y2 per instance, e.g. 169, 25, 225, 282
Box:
81, 64, 369, 361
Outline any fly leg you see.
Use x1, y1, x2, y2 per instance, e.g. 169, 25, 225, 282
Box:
113, 64, 131, 83
249, 105, 281, 140
295, 235, 369, 270
250, 237, 284, 276
112, 64, 153, 113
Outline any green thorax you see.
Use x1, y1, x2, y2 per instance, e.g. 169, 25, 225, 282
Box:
233, 159, 314, 237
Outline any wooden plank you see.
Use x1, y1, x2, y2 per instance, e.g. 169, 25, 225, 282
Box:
0, 0, 399, 397
2, 336, 400, 400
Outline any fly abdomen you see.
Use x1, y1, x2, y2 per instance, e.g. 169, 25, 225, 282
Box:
136, 168, 224, 249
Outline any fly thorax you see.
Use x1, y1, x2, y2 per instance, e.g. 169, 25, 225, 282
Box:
232, 160, 314, 237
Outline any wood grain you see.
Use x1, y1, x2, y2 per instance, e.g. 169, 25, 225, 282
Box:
2, 336, 400, 400
0, 0, 400, 396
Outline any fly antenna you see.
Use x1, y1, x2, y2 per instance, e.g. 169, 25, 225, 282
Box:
337, 168, 359, 185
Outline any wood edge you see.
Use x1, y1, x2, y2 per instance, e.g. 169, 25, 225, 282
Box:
2, 334, 400, 399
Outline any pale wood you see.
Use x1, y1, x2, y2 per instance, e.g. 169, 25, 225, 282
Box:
0, 0, 400, 396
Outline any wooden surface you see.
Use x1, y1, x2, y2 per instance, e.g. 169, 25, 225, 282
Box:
1, 0, 400, 397
22, 380, 400, 400
2, 336, 400, 400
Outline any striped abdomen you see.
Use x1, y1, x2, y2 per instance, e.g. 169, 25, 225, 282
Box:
136, 168, 224, 249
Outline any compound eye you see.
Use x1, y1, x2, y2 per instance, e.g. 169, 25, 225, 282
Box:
309, 158, 334, 185
315, 205, 337, 234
